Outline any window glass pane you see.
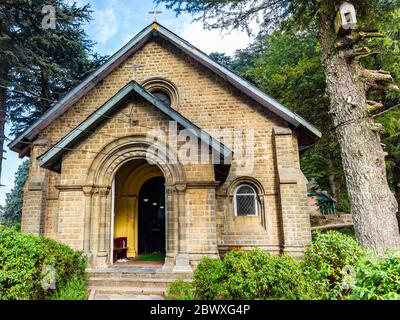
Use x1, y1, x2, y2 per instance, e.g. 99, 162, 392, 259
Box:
152, 90, 171, 106
237, 185, 255, 195
236, 195, 256, 216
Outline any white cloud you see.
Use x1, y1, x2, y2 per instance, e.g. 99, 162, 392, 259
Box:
179, 19, 256, 56
91, 1, 118, 44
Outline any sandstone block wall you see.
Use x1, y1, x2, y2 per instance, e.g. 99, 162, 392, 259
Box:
20, 37, 312, 263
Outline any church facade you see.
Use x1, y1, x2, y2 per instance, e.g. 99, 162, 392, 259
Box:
9, 23, 321, 271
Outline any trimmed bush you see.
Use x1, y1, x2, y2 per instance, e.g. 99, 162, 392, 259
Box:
165, 279, 194, 300
0, 226, 87, 300
348, 251, 400, 300
168, 232, 399, 301
303, 231, 367, 299
193, 249, 317, 300
193, 257, 228, 299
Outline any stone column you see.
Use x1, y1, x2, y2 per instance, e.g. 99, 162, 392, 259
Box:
82, 186, 94, 256
97, 187, 110, 267
126, 196, 137, 257
105, 191, 113, 255
90, 188, 100, 257
173, 184, 192, 273
184, 182, 220, 264
273, 127, 311, 257
163, 186, 177, 269
21, 140, 49, 235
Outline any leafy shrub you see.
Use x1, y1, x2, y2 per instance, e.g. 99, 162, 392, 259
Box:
49, 275, 88, 300
167, 232, 399, 301
193, 257, 227, 299
348, 251, 400, 300
194, 249, 317, 300
165, 279, 194, 300
12, 223, 21, 232
303, 231, 366, 299
0, 226, 87, 300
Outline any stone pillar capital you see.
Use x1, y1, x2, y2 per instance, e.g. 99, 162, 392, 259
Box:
273, 127, 292, 136
95, 186, 111, 196
175, 183, 187, 193
165, 183, 187, 193
82, 185, 94, 196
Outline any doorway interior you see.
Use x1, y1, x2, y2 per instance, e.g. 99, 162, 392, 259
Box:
138, 176, 166, 257
112, 160, 166, 264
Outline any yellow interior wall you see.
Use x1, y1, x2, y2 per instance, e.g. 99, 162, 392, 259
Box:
114, 161, 163, 258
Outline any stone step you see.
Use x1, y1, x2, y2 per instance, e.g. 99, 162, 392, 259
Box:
88, 277, 191, 288
88, 271, 192, 280
93, 293, 164, 300
89, 286, 167, 296
87, 267, 193, 298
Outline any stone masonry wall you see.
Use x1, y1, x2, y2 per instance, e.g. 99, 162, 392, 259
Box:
21, 36, 312, 259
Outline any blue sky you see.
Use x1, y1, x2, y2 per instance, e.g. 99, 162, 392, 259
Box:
0, 0, 255, 205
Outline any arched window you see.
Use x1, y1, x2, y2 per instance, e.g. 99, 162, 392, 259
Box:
152, 90, 172, 106
142, 78, 179, 108
234, 184, 258, 216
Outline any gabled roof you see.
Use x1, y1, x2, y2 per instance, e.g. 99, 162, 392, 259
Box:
38, 81, 233, 172
9, 22, 321, 154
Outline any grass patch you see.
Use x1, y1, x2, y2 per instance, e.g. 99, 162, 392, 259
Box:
134, 253, 165, 262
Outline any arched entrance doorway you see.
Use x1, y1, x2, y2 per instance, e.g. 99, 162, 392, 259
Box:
138, 177, 166, 255
112, 160, 165, 263
84, 135, 187, 269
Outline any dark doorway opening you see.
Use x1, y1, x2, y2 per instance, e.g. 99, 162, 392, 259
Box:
138, 176, 166, 255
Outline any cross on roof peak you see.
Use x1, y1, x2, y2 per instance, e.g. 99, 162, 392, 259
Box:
149, 5, 162, 22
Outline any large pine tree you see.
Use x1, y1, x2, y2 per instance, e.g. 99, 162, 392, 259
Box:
0, 0, 105, 183
157, 0, 400, 252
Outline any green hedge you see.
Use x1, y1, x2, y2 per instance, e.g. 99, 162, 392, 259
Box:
303, 231, 367, 299
167, 231, 400, 300
0, 226, 88, 300
348, 251, 400, 300
165, 279, 194, 300
192, 249, 319, 300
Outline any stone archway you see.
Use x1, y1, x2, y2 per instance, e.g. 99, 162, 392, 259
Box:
82, 134, 187, 269
113, 160, 164, 260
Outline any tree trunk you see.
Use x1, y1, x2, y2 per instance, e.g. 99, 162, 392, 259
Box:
392, 159, 400, 232
317, 3, 400, 253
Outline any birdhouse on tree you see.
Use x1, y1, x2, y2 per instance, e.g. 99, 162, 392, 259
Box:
334, 2, 357, 35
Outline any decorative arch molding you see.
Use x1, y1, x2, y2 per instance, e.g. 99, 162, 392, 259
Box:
227, 176, 266, 197
141, 77, 180, 108
86, 134, 186, 188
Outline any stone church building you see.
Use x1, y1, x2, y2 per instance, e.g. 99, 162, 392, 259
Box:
9, 23, 321, 271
